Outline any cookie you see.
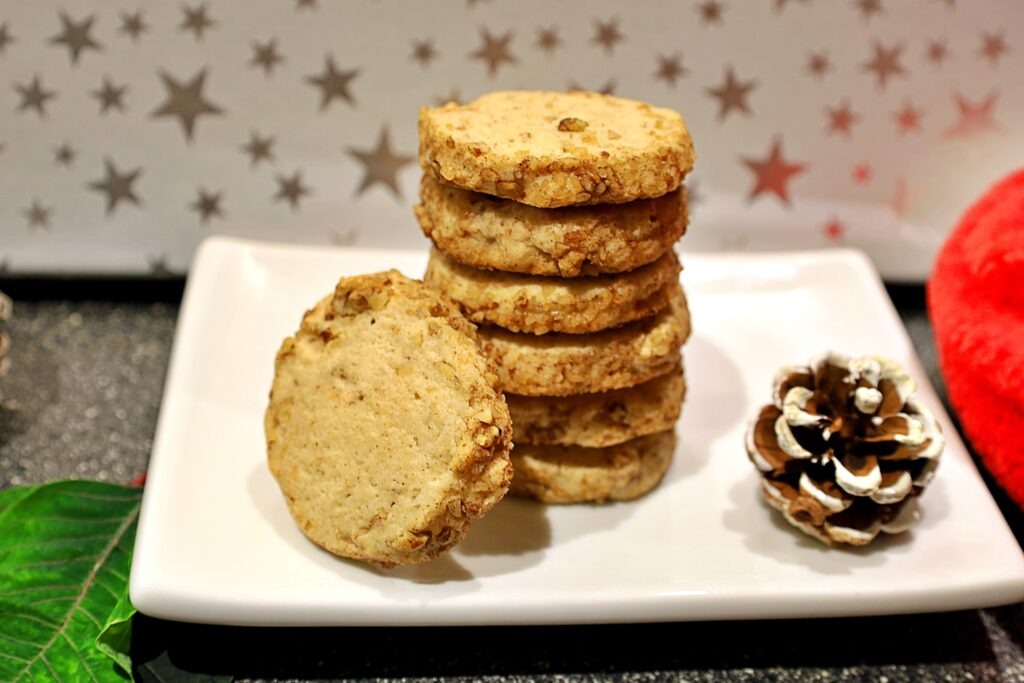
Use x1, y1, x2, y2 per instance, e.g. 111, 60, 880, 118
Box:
478, 284, 690, 396
507, 365, 685, 448
265, 271, 513, 567
419, 90, 695, 208
424, 247, 680, 335
509, 430, 677, 503
414, 175, 687, 277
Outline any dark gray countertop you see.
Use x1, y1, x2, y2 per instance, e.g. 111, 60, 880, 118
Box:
0, 279, 1022, 682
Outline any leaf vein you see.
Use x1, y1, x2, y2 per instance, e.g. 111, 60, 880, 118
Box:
9, 501, 140, 682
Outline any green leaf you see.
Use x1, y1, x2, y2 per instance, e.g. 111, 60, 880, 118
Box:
0, 480, 142, 682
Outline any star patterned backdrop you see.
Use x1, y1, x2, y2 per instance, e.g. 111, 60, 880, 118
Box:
1, 0, 1021, 280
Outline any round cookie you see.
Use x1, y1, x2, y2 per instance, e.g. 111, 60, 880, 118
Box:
508, 365, 685, 448
414, 175, 687, 277
265, 271, 513, 568
424, 247, 680, 335
510, 431, 677, 503
478, 285, 690, 396
419, 90, 695, 208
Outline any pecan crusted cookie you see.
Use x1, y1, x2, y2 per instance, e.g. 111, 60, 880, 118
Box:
265, 271, 513, 568
424, 247, 681, 335
478, 284, 690, 396
414, 175, 687, 277
419, 90, 695, 208
510, 430, 677, 504
508, 365, 685, 448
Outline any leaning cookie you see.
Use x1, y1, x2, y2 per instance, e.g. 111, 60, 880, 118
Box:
425, 247, 680, 335
510, 431, 677, 504
265, 271, 513, 568
478, 284, 690, 396
414, 175, 687, 277
419, 90, 695, 208
508, 365, 685, 448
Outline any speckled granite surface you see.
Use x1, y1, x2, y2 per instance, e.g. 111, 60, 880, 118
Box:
0, 281, 1021, 682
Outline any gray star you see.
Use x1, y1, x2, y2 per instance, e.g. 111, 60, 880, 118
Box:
180, 4, 216, 41
54, 142, 76, 167
274, 171, 310, 210
250, 39, 284, 75
15, 76, 56, 117
88, 158, 142, 214
120, 11, 148, 42
148, 255, 174, 277
242, 130, 275, 166
92, 77, 128, 114
346, 127, 415, 199
151, 68, 224, 142
0, 22, 15, 54
307, 56, 359, 110
50, 11, 102, 65
191, 188, 225, 224
23, 199, 52, 230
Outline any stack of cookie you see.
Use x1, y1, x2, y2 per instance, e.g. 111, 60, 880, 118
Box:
416, 90, 694, 504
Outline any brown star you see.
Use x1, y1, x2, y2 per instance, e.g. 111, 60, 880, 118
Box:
91, 77, 128, 114
275, 171, 310, 210
855, 0, 884, 20
471, 29, 517, 77
88, 158, 142, 214
296, 0, 317, 9
152, 68, 224, 142
23, 199, 52, 230
893, 101, 923, 135
0, 22, 15, 54
411, 39, 438, 68
180, 4, 215, 41
307, 56, 359, 109
251, 39, 284, 75
346, 127, 415, 200
980, 32, 1009, 64
741, 138, 807, 205
536, 27, 561, 55
54, 142, 76, 167
823, 217, 845, 241
807, 51, 831, 78
698, 0, 724, 24
50, 11, 102, 65
242, 130, 275, 166
707, 67, 756, 120
863, 41, 906, 90
944, 92, 1000, 139
15, 76, 56, 117
119, 11, 148, 42
592, 18, 624, 54
567, 80, 616, 96
654, 54, 688, 87
926, 39, 948, 65
826, 100, 859, 136
433, 89, 462, 106
191, 188, 224, 224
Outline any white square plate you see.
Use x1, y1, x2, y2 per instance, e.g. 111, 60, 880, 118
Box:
130, 236, 1024, 625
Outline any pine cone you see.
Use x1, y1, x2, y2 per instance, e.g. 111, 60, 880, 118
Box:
746, 353, 944, 547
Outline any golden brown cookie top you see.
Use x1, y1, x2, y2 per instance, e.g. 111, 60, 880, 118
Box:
265, 270, 513, 567
419, 90, 695, 208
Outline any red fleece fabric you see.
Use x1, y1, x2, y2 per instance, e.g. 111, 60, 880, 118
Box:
928, 169, 1024, 508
